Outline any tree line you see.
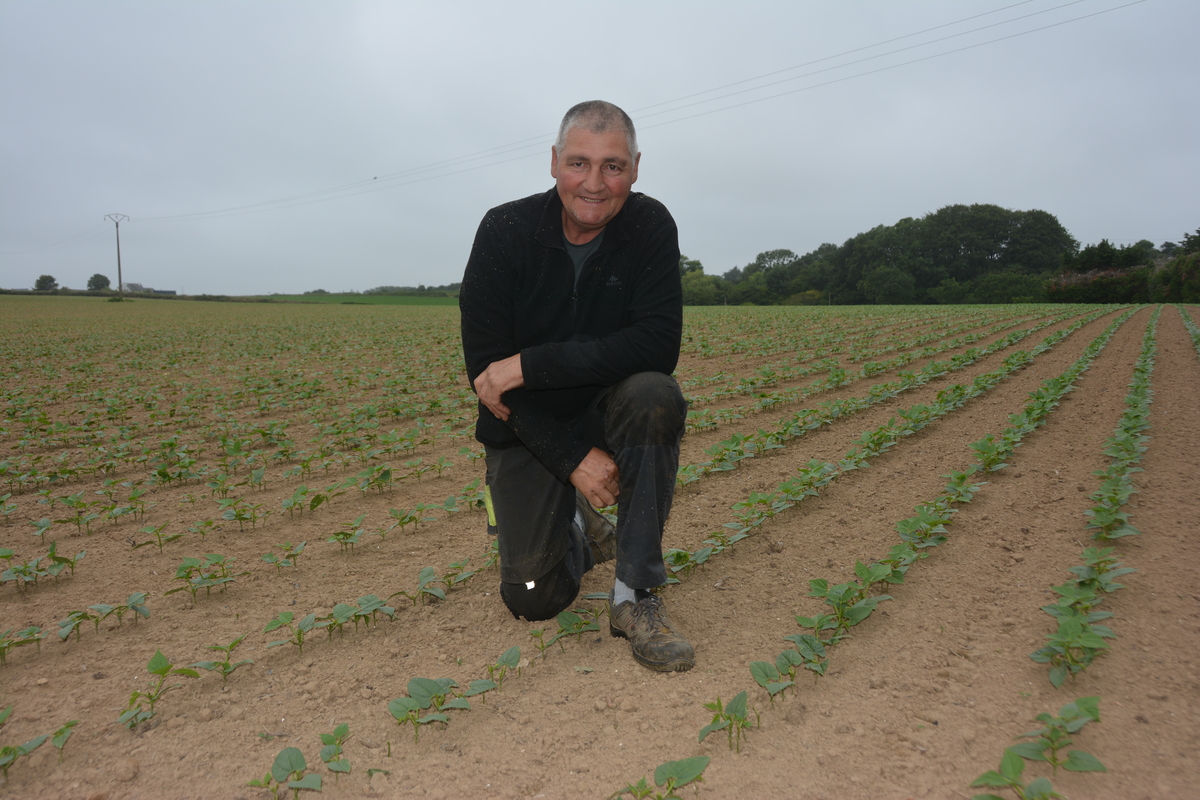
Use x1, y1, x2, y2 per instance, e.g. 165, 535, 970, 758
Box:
19, 209, 1197, 305
680, 204, 1198, 305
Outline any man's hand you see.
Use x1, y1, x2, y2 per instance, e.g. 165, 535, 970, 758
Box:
570, 447, 620, 508
473, 354, 524, 421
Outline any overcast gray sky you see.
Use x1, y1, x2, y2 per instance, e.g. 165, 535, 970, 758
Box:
2, 0, 1197, 296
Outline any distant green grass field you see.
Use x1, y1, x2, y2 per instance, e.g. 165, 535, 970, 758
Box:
252, 294, 458, 305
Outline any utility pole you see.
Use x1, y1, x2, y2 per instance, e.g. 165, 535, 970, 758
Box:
105, 214, 128, 300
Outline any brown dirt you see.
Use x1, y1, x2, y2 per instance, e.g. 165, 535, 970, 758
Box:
2, 301, 1198, 800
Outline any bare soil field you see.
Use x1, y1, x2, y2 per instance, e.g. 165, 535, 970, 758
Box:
1, 298, 1197, 800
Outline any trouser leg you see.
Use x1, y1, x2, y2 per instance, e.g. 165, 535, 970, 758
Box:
485, 444, 591, 621
498, 542, 586, 621
484, 371, 685, 614
598, 372, 687, 590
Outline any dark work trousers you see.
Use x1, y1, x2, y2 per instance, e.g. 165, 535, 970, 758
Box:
485, 371, 687, 620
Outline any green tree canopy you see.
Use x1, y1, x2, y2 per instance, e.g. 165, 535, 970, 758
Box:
1063, 239, 1153, 273
680, 203, 1079, 305
1180, 227, 1200, 254
681, 270, 723, 305
87, 273, 111, 290
858, 265, 916, 304
679, 255, 704, 276
34, 274, 58, 291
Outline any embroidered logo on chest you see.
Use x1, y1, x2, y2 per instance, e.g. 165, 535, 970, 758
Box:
605, 275, 622, 287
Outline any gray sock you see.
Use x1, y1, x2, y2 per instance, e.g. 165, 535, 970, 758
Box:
613, 577, 636, 606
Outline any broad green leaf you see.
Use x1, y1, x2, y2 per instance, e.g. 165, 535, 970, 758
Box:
784, 633, 826, 659
654, 755, 709, 788
698, 719, 728, 742
52, 720, 78, 749
750, 661, 779, 688
1007, 741, 1048, 761
844, 601, 878, 626
1048, 664, 1067, 688
776, 649, 805, 671
969, 770, 1011, 787
264, 613, 293, 633
1062, 749, 1107, 772
464, 679, 497, 696
999, 748, 1025, 780
555, 610, 582, 627
147, 649, 170, 676
1073, 696, 1101, 721
407, 677, 443, 708
497, 646, 521, 667
726, 691, 748, 720
288, 773, 322, 791
18, 734, 49, 754
1024, 776, 1057, 798
271, 746, 307, 783
388, 697, 420, 719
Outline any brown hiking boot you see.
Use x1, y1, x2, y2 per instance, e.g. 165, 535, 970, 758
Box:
609, 593, 695, 672
575, 492, 616, 564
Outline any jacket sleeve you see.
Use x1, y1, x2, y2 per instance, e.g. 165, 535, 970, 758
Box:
519, 204, 682, 390
460, 209, 598, 483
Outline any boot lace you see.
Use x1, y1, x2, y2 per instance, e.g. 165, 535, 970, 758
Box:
631, 594, 669, 631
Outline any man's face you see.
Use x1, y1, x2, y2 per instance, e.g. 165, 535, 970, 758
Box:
551, 126, 639, 244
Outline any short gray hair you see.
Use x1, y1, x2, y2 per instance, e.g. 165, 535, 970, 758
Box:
555, 100, 638, 164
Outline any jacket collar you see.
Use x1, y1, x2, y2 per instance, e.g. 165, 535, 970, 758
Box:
534, 186, 630, 253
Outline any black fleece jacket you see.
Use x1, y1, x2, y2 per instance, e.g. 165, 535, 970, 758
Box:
459, 186, 682, 483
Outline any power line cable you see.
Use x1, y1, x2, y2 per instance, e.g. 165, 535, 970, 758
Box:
351, 3, 1066, 188
630, 0, 1048, 114
138, 0, 1095, 223
8, 0, 1150, 236
169, 0, 1145, 219
635, 0, 1093, 122
638, 0, 1148, 131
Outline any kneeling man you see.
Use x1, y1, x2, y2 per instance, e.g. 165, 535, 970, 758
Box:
459, 100, 693, 671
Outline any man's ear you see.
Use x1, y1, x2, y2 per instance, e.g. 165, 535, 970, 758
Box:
630, 152, 640, 185
550, 145, 559, 179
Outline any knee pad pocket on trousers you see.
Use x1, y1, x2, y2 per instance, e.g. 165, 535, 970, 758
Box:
499, 557, 580, 621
